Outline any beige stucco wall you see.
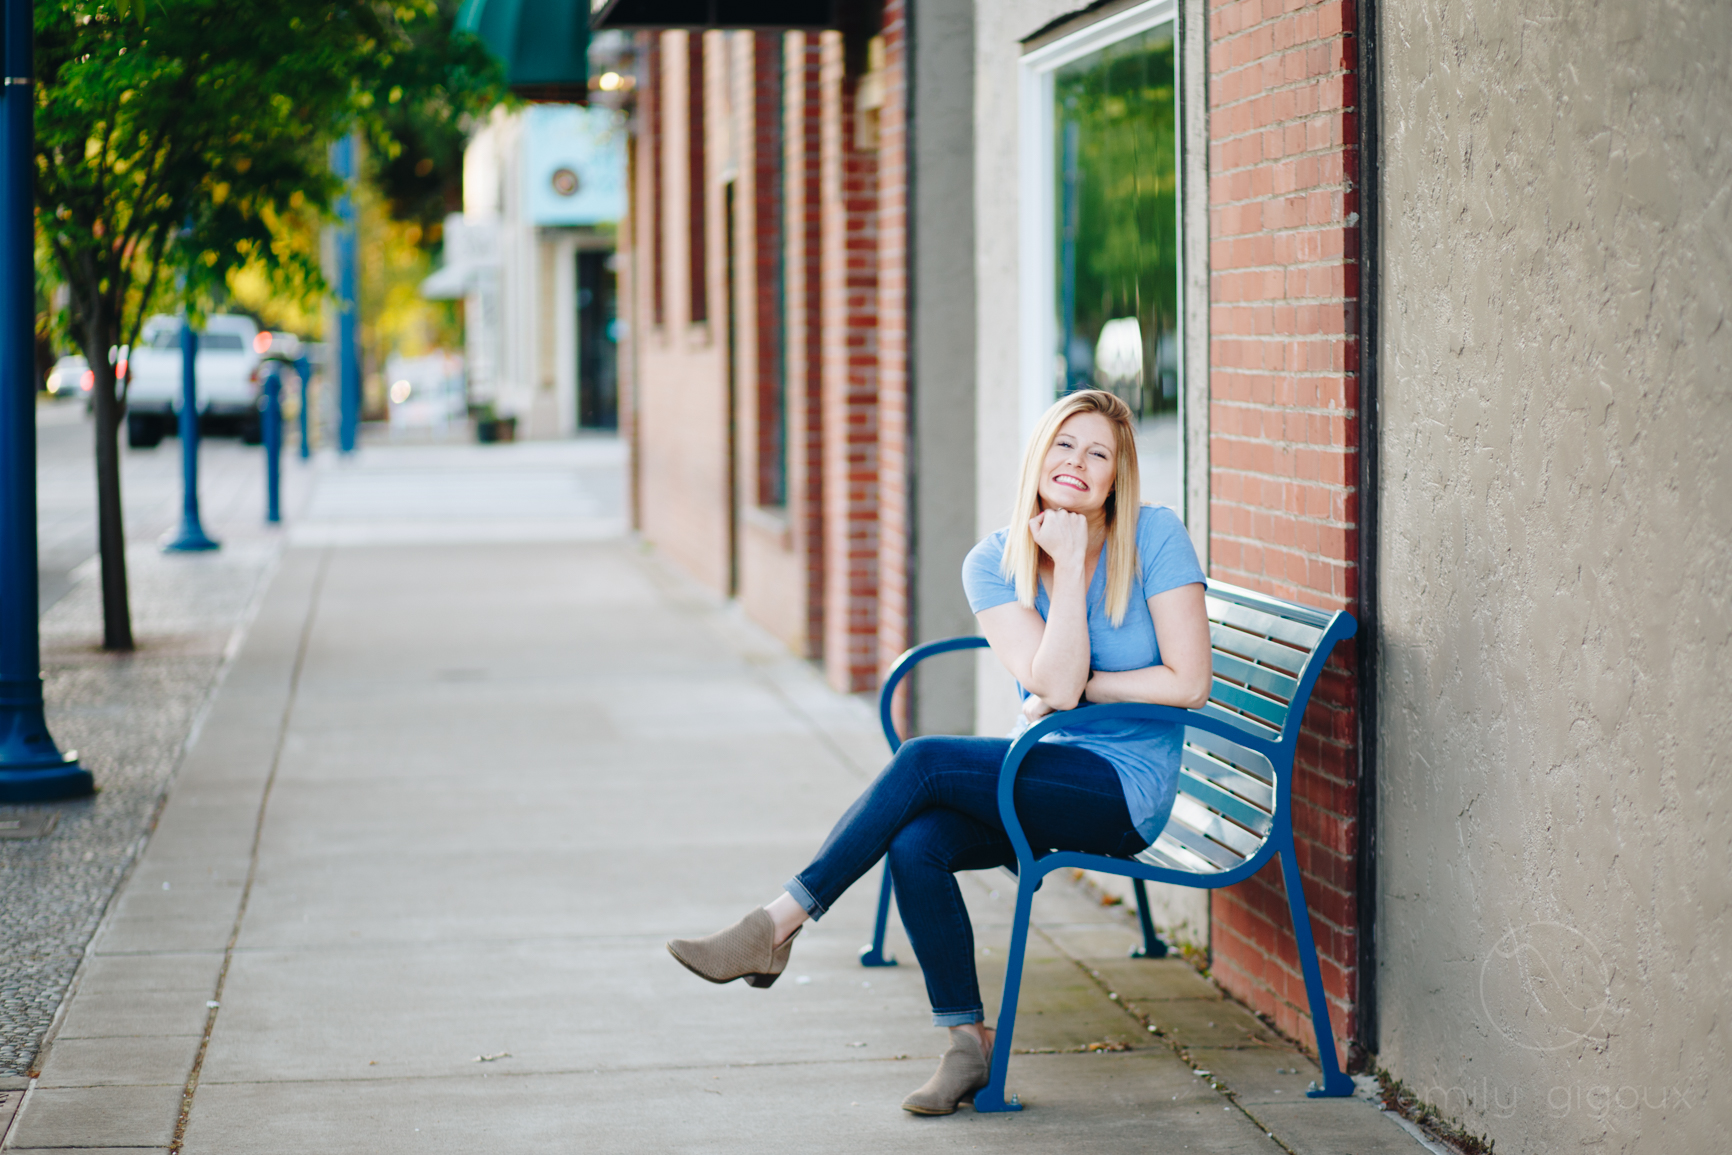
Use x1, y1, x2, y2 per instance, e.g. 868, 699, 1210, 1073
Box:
1374, 1, 1731, 1150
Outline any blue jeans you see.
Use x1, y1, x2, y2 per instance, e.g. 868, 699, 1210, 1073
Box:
786, 735, 1146, 1026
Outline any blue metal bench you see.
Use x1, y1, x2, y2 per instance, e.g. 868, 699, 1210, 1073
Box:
861, 578, 1358, 1109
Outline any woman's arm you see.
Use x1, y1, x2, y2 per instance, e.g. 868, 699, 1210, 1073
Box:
1082, 582, 1213, 710
975, 511, 1095, 711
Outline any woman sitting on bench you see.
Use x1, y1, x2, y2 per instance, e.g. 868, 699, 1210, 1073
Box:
668, 388, 1212, 1115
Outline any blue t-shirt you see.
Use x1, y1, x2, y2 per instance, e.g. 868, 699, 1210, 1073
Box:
961, 504, 1207, 843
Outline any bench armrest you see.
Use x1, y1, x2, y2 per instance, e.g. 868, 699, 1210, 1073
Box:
877, 636, 990, 752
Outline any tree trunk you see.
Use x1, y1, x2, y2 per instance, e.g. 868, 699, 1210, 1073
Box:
85, 299, 132, 651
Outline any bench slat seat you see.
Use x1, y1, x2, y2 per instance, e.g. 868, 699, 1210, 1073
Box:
1155, 809, 1251, 870
1210, 622, 1311, 675
1208, 675, 1292, 727
1176, 762, 1272, 834
864, 578, 1359, 1109
1210, 647, 1301, 701
1181, 743, 1274, 805
1135, 838, 1212, 873
1195, 698, 1281, 741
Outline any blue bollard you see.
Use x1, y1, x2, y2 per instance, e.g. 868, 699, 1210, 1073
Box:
263, 368, 282, 524
331, 133, 360, 455
294, 355, 311, 460
0, 0, 91, 800
163, 319, 219, 552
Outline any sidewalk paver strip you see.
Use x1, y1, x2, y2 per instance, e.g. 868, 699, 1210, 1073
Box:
166, 552, 329, 1153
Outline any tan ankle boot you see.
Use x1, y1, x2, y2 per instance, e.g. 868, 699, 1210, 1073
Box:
901, 1029, 991, 1115
667, 908, 800, 988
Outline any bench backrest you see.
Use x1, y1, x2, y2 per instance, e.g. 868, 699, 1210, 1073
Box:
1136, 580, 1345, 877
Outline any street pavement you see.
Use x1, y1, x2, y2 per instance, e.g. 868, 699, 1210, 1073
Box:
32, 398, 293, 614
2, 421, 1433, 1153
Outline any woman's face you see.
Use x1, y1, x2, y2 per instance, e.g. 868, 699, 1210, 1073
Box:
1037, 410, 1118, 517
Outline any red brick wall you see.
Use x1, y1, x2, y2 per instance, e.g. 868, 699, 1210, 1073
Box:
753, 34, 786, 508
632, 31, 733, 594
626, 24, 906, 696
735, 31, 811, 648
787, 34, 827, 660
875, 2, 911, 685
820, 31, 881, 694
1206, 0, 1363, 1062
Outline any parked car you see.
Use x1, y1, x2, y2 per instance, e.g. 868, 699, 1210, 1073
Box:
59, 348, 127, 413
255, 330, 303, 361
124, 314, 263, 447
44, 354, 89, 399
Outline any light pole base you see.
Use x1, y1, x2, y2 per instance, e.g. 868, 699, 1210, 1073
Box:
162, 523, 220, 553
0, 682, 94, 801
0, 754, 93, 802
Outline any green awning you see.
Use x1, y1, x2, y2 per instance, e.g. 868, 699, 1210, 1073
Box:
459, 0, 589, 102
589, 0, 839, 30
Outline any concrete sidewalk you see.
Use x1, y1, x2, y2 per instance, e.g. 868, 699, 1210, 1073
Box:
3, 404, 317, 1081
3, 452, 1432, 1152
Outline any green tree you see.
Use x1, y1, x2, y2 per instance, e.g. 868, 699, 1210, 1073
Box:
366, 0, 507, 237
34, 0, 504, 649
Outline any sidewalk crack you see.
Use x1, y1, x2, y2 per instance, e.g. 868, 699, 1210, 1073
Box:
1016, 887, 1303, 1155
168, 548, 330, 1154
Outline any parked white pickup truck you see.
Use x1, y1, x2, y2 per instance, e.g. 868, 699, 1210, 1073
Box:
124, 313, 264, 448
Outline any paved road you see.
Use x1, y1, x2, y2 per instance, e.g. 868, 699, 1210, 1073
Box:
33, 399, 284, 614
3, 421, 1427, 1153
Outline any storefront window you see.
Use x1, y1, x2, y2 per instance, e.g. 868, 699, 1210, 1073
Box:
1051, 24, 1177, 420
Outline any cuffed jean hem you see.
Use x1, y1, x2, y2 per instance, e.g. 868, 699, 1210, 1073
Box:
932, 1008, 985, 1027
784, 877, 825, 919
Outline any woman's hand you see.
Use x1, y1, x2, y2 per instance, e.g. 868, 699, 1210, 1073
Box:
1021, 693, 1057, 724
1028, 508, 1090, 575
978, 509, 1097, 714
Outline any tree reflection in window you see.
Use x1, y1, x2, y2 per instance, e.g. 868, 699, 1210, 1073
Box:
1054, 24, 1178, 419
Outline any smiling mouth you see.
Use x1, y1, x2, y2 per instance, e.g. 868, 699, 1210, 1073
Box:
1051, 473, 1088, 491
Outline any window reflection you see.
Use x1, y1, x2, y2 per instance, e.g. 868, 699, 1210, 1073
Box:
1054, 24, 1178, 421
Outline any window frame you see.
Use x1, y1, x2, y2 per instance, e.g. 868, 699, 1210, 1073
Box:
1018, 0, 1185, 494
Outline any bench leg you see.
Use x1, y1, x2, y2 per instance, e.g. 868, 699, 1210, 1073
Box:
1279, 841, 1355, 1097
973, 877, 1034, 1113
858, 863, 899, 967
1129, 878, 1169, 958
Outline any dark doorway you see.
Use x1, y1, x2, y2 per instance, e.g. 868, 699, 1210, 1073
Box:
577, 251, 618, 429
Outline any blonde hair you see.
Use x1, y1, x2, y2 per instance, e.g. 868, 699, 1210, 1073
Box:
1002, 390, 1143, 625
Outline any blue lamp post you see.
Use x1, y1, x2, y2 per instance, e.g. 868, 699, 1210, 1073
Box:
331, 133, 360, 455
162, 317, 219, 552
0, 0, 91, 801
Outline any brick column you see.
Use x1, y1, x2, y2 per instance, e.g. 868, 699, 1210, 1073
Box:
753, 34, 786, 511
785, 33, 826, 660
1207, 0, 1363, 1061
875, 0, 911, 685
820, 32, 880, 693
